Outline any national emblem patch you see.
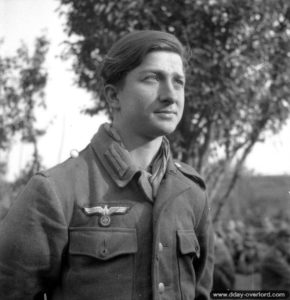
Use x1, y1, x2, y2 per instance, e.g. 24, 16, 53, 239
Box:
83, 204, 131, 227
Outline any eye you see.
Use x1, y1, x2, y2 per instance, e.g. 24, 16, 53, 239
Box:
174, 78, 185, 87
143, 74, 159, 82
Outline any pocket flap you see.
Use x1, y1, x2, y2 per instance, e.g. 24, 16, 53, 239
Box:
69, 227, 137, 260
177, 230, 200, 258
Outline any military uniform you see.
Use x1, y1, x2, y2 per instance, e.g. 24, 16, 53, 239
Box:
0, 125, 214, 300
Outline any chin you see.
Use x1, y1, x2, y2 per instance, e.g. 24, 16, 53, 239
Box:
149, 123, 178, 138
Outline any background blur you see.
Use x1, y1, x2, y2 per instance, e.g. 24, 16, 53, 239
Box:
1, 0, 290, 293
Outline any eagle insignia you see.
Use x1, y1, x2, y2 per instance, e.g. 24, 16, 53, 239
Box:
83, 204, 131, 227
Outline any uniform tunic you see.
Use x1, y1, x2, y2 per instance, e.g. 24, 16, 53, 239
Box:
0, 126, 214, 300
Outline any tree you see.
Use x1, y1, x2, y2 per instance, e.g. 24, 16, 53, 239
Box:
0, 35, 49, 183
58, 0, 290, 220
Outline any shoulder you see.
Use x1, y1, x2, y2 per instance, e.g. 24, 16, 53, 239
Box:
174, 160, 206, 190
38, 146, 91, 185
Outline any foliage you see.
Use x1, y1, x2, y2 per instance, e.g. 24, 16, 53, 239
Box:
58, 0, 290, 215
217, 173, 290, 224
0, 35, 49, 176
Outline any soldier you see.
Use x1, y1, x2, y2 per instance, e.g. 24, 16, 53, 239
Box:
0, 30, 214, 300
260, 228, 290, 293
212, 232, 236, 291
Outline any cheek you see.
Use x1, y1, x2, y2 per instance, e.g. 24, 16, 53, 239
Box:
178, 96, 185, 112
123, 97, 148, 118
135, 93, 156, 112
134, 86, 157, 103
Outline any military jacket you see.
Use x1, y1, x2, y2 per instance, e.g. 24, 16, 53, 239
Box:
0, 127, 214, 300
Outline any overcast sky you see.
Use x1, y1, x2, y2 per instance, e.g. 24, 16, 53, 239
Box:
1, 0, 290, 179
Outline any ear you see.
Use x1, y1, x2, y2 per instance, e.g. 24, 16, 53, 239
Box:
104, 84, 121, 111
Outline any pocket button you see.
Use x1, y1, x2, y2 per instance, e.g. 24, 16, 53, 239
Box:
158, 282, 165, 293
100, 248, 108, 257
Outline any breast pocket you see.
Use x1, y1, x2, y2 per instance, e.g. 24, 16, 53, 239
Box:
66, 227, 137, 300
177, 229, 200, 300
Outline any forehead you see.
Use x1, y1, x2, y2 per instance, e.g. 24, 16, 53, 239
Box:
133, 51, 185, 76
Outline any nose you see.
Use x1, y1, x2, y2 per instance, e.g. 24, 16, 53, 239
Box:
159, 80, 178, 103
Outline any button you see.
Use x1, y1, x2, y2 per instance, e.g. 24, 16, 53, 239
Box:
70, 149, 79, 158
175, 162, 181, 168
100, 248, 108, 257
158, 242, 163, 252
158, 282, 165, 293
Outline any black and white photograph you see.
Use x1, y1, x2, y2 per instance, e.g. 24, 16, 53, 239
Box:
0, 0, 290, 299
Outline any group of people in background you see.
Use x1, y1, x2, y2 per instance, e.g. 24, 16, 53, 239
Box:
212, 216, 290, 292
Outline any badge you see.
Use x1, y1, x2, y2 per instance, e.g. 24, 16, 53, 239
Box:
83, 204, 131, 227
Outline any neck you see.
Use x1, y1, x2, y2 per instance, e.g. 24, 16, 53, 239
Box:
129, 138, 163, 170
112, 123, 163, 170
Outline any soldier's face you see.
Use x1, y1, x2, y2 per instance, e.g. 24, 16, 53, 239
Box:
113, 51, 185, 140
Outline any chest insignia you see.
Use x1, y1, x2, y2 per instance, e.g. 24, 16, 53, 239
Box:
83, 205, 131, 227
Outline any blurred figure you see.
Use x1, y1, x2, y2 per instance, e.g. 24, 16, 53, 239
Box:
224, 220, 244, 266
260, 228, 290, 292
212, 232, 236, 291
262, 217, 275, 234
236, 228, 260, 275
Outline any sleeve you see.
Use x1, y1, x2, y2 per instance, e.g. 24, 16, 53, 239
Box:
0, 174, 69, 300
195, 194, 215, 300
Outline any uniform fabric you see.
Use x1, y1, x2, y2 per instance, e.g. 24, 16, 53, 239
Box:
103, 123, 170, 201
0, 124, 214, 300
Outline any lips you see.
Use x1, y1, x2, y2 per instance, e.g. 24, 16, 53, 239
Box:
154, 110, 178, 121
155, 110, 177, 115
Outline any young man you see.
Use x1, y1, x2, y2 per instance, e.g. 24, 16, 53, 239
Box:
0, 30, 214, 300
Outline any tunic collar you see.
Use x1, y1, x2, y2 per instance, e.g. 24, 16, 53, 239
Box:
90, 124, 139, 188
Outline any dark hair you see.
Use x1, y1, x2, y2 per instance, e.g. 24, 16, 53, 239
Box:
100, 30, 187, 86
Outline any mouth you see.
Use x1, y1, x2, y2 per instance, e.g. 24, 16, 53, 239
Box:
154, 110, 177, 115
154, 110, 178, 121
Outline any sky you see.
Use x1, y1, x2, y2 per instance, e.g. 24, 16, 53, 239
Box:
1, 0, 290, 180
